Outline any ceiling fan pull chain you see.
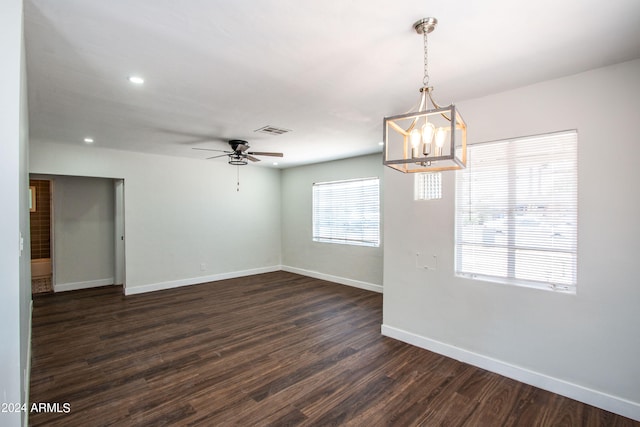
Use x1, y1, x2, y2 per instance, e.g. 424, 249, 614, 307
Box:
237, 165, 240, 192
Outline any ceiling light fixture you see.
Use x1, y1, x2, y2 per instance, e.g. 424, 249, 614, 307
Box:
83, 137, 94, 143
383, 18, 467, 173
228, 154, 248, 166
128, 75, 144, 85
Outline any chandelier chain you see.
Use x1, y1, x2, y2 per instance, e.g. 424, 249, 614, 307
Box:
423, 28, 429, 86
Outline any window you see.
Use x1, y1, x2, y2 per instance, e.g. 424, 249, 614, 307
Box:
415, 172, 442, 200
455, 131, 578, 292
313, 177, 380, 247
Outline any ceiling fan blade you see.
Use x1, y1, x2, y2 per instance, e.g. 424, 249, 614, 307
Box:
247, 151, 283, 157
206, 154, 230, 160
192, 147, 230, 153
246, 155, 261, 162
157, 129, 229, 145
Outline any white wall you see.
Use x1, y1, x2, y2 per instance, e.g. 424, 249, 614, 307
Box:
382, 59, 640, 420
281, 154, 383, 292
0, 1, 31, 425
30, 143, 282, 294
52, 176, 115, 291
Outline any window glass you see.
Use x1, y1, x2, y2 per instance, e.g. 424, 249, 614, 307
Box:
455, 131, 578, 292
313, 178, 380, 247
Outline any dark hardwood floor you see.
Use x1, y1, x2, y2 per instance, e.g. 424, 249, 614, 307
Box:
30, 271, 638, 426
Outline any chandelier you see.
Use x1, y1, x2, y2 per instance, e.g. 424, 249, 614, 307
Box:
383, 18, 467, 173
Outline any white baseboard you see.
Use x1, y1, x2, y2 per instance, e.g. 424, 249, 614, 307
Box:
282, 265, 383, 293
124, 266, 281, 296
54, 277, 114, 292
381, 324, 640, 422
123, 265, 383, 296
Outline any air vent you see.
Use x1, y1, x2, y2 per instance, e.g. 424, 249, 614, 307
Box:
254, 125, 291, 136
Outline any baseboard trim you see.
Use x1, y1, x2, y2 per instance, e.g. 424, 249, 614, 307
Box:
381, 324, 640, 422
124, 266, 281, 296
282, 265, 383, 293
54, 278, 114, 292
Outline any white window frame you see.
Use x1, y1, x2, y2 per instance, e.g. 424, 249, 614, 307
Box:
312, 177, 380, 247
455, 130, 578, 293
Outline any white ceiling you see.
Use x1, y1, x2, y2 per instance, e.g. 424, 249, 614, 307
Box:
24, 0, 640, 168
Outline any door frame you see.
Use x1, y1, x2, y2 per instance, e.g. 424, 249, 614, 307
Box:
114, 179, 126, 289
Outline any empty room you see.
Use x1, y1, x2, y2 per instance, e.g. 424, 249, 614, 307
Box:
2, 0, 640, 426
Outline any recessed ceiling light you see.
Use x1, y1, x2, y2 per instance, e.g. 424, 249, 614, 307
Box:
272, 162, 279, 166
128, 75, 144, 85
84, 137, 94, 143
378, 141, 384, 146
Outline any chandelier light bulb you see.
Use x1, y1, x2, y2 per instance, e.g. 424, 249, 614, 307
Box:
421, 121, 435, 144
422, 121, 434, 155
410, 129, 421, 147
410, 129, 421, 158
435, 127, 447, 148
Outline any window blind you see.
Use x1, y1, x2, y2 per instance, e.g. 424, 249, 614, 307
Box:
312, 177, 380, 247
455, 131, 578, 292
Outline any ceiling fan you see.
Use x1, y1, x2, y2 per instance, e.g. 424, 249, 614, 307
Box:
193, 140, 283, 166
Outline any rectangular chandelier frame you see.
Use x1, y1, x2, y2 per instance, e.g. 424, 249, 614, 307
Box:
383, 104, 467, 173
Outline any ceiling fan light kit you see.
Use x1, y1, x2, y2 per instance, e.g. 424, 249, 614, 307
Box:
193, 140, 283, 166
383, 17, 467, 173
228, 156, 248, 166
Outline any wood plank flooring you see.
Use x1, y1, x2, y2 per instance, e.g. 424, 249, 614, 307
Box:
29, 271, 638, 426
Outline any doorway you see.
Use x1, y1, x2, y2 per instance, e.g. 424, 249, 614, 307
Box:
29, 176, 126, 293
29, 179, 53, 293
